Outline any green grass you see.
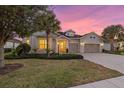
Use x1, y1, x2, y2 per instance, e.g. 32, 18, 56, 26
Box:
0, 59, 123, 88
103, 50, 124, 55
111, 51, 124, 55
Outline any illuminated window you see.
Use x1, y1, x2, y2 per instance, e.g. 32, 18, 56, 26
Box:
26, 39, 30, 45
39, 38, 47, 49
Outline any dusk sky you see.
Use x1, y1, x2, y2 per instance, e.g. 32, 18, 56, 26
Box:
54, 5, 124, 35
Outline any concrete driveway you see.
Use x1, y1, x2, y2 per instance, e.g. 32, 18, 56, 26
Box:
83, 53, 124, 74
73, 53, 124, 88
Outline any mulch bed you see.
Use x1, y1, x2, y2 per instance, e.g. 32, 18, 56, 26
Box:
0, 63, 24, 75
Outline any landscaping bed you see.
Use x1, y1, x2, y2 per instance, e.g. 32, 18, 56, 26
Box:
0, 63, 23, 75
111, 51, 124, 55
103, 49, 124, 55
0, 59, 122, 88
5, 53, 83, 60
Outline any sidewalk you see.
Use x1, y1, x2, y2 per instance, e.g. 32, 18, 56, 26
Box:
72, 76, 124, 88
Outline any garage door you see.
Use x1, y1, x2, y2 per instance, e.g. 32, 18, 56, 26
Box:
84, 44, 100, 53
69, 43, 80, 53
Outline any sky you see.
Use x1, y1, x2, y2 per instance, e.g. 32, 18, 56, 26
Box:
54, 5, 124, 35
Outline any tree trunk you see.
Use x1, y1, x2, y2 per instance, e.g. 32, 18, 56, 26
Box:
46, 32, 50, 56
110, 43, 114, 52
13, 42, 15, 49
12, 41, 16, 56
0, 45, 5, 68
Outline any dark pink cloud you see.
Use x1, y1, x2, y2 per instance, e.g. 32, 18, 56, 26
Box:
54, 5, 124, 35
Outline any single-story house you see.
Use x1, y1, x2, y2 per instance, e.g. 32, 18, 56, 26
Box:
4, 38, 22, 49
23, 30, 104, 53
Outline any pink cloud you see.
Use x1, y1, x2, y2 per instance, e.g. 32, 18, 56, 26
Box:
61, 18, 96, 35
55, 6, 124, 35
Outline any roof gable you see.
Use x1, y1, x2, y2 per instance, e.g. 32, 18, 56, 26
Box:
81, 32, 101, 39
57, 31, 81, 39
80, 32, 103, 42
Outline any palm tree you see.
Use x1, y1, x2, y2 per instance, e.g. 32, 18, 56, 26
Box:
102, 24, 124, 51
36, 9, 61, 56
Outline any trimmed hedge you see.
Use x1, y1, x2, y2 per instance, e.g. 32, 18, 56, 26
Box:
5, 53, 83, 60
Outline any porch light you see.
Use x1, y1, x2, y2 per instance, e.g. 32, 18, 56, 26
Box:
26, 39, 30, 45
100, 43, 104, 46
80, 42, 84, 46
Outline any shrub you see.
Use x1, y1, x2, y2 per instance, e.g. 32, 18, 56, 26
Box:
4, 48, 12, 53
16, 43, 31, 56
102, 49, 111, 53
5, 53, 84, 60
48, 54, 83, 59
11, 49, 17, 56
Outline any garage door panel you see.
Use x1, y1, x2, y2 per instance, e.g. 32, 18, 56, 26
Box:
84, 44, 100, 53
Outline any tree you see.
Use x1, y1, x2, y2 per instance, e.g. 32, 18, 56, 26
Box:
35, 8, 61, 56
0, 5, 49, 68
102, 24, 124, 51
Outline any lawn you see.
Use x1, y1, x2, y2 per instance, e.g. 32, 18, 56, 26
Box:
112, 51, 124, 55
103, 50, 124, 55
0, 59, 123, 88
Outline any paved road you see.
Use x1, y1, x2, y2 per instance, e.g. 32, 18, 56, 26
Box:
73, 53, 124, 88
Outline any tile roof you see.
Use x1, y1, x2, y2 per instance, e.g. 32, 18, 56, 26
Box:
57, 32, 82, 38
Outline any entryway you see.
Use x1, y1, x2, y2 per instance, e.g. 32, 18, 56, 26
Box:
57, 39, 67, 53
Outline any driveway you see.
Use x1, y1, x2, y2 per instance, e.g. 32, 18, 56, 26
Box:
73, 53, 124, 88
83, 53, 124, 74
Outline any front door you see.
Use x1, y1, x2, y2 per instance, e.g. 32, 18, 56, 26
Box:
57, 40, 67, 53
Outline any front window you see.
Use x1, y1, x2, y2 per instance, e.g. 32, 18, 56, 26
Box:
39, 38, 47, 49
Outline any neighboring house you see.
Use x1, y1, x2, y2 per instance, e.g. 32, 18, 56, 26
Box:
118, 41, 124, 50
23, 30, 103, 53
4, 38, 22, 49
103, 43, 111, 51
103, 42, 124, 51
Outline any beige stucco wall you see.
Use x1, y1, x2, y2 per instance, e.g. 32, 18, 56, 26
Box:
80, 33, 103, 53
4, 42, 20, 48
30, 36, 37, 49
68, 39, 80, 53
22, 32, 56, 53
81, 33, 102, 44
69, 39, 80, 43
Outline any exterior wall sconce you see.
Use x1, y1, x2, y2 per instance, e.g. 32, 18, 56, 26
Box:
100, 43, 104, 46
80, 42, 84, 46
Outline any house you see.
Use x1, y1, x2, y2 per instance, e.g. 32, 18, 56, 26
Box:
4, 38, 22, 49
103, 42, 124, 51
23, 30, 103, 53
118, 41, 124, 50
